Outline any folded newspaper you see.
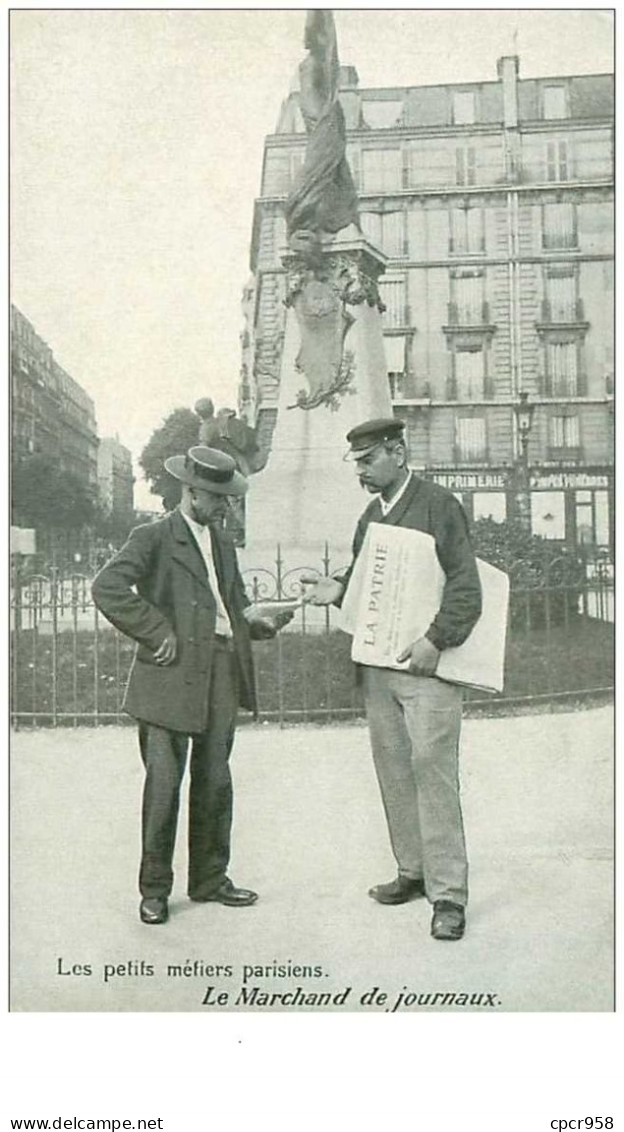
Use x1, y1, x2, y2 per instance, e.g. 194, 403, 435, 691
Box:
339, 522, 509, 694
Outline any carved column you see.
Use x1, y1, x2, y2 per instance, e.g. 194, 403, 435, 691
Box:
240, 230, 394, 570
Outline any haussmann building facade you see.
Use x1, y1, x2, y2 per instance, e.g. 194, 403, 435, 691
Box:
240, 56, 614, 551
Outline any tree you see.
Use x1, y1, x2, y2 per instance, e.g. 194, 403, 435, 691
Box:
92, 502, 138, 547
138, 408, 200, 510
12, 455, 96, 531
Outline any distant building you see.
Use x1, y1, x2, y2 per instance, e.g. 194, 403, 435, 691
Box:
242, 57, 614, 549
11, 304, 99, 489
97, 436, 135, 522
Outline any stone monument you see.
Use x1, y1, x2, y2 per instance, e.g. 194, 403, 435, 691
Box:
242, 10, 393, 573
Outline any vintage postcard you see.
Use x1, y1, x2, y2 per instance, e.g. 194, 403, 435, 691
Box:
9, 8, 614, 1019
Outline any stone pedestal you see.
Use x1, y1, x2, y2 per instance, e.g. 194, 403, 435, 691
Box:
241, 229, 392, 577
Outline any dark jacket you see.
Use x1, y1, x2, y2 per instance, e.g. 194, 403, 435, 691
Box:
339, 474, 482, 650
91, 508, 259, 732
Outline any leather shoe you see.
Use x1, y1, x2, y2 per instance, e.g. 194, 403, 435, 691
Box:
192, 879, 258, 907
431, 900, 465, 941
368, 876, 426, 905
140, 896, 168, 925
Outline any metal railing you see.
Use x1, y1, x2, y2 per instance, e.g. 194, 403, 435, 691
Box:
9, 545, 614, 728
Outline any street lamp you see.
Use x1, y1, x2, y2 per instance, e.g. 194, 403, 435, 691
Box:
513, 391, 535, 530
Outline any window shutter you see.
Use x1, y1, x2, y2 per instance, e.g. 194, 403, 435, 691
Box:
384, 335, 406, 374
546, 142, 557, 182
558, 141, 569, 181
456, 416, 486, 458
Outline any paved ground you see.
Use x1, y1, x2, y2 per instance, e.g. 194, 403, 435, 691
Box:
10, 706, 613, 1012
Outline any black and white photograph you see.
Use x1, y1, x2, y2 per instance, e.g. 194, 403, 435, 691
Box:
9, 7, 614, 1017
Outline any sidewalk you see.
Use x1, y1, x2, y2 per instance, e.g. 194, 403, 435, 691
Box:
10, 706, 613, 1012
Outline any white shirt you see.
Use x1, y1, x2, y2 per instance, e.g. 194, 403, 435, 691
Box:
181, 511, 233, 637
379, 471, 413, 516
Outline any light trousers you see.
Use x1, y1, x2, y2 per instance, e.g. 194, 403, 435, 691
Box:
362, 667, 468, 907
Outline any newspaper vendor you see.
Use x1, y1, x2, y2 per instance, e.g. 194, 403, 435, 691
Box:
302, 418, 482, 941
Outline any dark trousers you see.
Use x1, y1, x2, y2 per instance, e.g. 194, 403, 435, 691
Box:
137, 644, 239, 900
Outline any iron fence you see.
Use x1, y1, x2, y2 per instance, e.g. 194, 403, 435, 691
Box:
10, 545, 614, 728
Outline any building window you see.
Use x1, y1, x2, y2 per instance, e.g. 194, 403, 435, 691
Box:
263, 150, 291, 195
545, 342, 580, 396
575, 490, 594, 545
385, 335, 411, 398
384, 211, 408, 257
362, 148, 401, 193
550, 413, 580, 450
379, 276, 408, 328
449, 207, 485, 255
384, 336, 408, 399
388, 372, 408, 399
360, 210, 407, 258
456, 146, 476, 186
262, 149, 305, 196
455, 346, 485, 400
532, 491, 566, 539
545, 267, 577, 321
543, 85, 567, 120
452, 272, 485, 325
346, 144, 361, 190
594, 491, 610, 547
359, 211, 381, 247
542, 202, 577, 250
546, 140, 569, 183
453, 91, 476, 125
474, 492, 506, 523
456, 415, 487, 460
362, 100, 403, 130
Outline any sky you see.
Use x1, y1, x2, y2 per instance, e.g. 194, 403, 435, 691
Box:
10, 7, 614, 508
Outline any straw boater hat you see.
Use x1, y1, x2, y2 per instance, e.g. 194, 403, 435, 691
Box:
164, 446, 248, 497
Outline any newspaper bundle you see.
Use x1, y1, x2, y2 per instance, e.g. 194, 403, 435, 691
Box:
339, 522, 509, 694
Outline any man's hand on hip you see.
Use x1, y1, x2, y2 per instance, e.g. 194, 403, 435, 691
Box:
396, 636, 440, 676
154, 634, 177, 666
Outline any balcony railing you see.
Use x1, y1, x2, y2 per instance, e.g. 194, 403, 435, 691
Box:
548, 445, 583, 462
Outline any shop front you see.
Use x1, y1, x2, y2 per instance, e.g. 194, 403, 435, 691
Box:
426, 466, 613, 551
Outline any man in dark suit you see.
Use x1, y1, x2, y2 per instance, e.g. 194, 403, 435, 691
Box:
92, 446, 291, 925
303, 419, 482, 941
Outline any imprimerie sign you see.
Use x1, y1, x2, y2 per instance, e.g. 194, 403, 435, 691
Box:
431, 471, 611, 491
431, 472, 507, 490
